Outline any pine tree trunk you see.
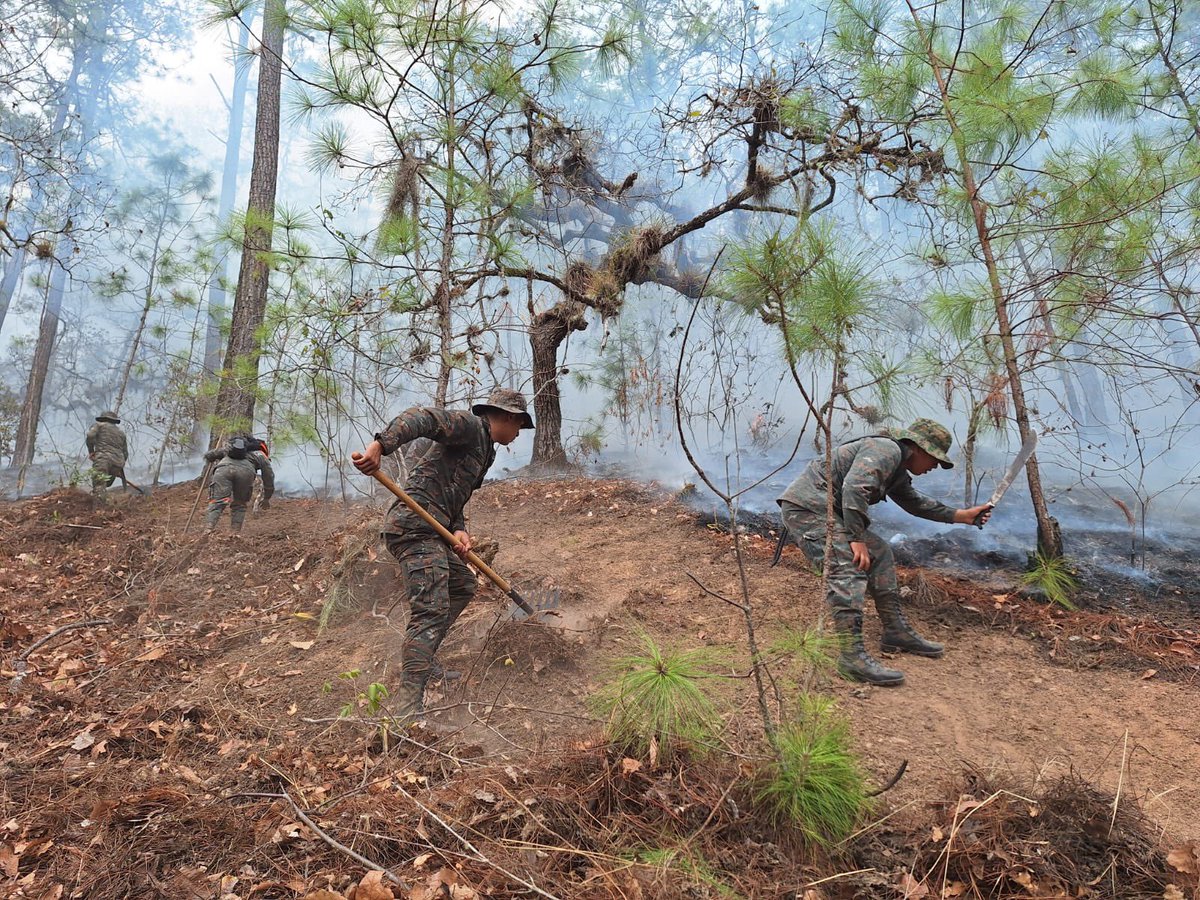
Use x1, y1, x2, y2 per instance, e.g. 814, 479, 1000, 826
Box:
963, 401, 983, 508
433, 34, 460, 408
115, 210, 166, 411
11, 264, 65, 473
0, 57, 81, 334
197, 19, 252, 445
913, 7, 1063, 557
529, 298, 587, 469
211, 0, 284, 444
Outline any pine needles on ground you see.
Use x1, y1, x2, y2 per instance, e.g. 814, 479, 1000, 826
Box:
753, 694, 870, 846
592, 630, 723, 763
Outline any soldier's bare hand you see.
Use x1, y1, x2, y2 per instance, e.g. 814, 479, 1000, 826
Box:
850, 540, 871, 572
956, 504, 992, 526
451, 530, 472, 559
351, 441, 383, 475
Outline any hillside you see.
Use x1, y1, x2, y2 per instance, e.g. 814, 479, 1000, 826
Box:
1, 478, 1198, 899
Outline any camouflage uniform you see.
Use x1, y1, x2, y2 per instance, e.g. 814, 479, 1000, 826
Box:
85, 412, 128, 497
374, 388, 532, 719
204, 440, 275, 532
778, 419, 959, 685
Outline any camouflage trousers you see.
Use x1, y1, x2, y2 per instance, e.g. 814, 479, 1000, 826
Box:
205, 466, 254, 531
779, 502, 902, 620
385, 533, 477, 692
90, 457, 122, 496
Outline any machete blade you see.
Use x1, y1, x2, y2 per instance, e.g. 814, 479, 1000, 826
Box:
976, 431, 1039, 528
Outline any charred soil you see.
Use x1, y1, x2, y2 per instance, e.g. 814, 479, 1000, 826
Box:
1, 478, 1197, 899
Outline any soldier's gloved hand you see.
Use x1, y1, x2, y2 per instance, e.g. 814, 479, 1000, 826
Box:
203, 449, 223, 463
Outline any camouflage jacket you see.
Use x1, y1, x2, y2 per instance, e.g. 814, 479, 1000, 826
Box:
375, 407, 496, 536
778, 436, 956, 541
206, 449, 275, 499
86, 423, 127, 466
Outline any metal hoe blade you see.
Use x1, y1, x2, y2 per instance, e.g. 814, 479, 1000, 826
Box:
506, 584, 563, 622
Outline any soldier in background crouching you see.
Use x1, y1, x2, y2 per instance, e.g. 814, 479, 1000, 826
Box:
778, 418, 993, 687
204, 436, 274, 532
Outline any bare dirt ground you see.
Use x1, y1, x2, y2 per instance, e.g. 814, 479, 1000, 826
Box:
466, 479, 1200, 842
1, 476, 1198, 899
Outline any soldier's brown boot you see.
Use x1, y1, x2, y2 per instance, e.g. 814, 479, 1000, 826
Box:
876, 593, 944, 658
834, 612, 905, 687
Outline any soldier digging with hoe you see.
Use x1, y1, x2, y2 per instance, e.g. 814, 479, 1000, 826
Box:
778, 418, 993, 687
351, 387, 534, 722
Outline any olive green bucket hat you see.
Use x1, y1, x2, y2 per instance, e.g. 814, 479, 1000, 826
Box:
890, 417, 954, 469
472, 387, 534, 429
96, 410, 121, 424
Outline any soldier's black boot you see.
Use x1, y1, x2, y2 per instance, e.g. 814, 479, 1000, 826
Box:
876, 593, 944, 658
393, 678, 425, 723
428, 660, 462, 684
834, 612, 905, 687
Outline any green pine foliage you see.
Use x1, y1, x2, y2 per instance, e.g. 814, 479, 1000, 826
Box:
592, 631, 723, 763
753, 694, 870, 846
769, 626, 839, 676
1021, 552, 1080, 610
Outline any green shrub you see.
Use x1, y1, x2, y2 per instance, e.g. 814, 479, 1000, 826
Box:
592, 631, 722, 763
753, 694, 869, 845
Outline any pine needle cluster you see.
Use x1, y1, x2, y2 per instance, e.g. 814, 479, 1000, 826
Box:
592, 631, 723, 763
753, 694, 870, 846
1021, 551, 1080, 610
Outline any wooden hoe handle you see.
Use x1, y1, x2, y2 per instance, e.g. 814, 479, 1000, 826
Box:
367, 468, 534, 615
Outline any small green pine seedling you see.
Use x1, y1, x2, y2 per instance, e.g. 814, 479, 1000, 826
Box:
770, 625, 840, 675
1021, 551, 1079, 610
754, 694, 870, 846
592, 631, 722, 763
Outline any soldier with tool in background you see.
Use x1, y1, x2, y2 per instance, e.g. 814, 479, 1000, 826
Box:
203, 435, 274, 533
85, 410, 129, 499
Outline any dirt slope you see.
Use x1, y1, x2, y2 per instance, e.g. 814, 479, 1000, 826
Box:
465, 479, 1200, 842
0, 477, 1197, 899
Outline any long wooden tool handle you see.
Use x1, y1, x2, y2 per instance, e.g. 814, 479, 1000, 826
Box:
368, 468, 531, 612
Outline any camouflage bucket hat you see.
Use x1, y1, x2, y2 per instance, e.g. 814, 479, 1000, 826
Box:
472, 387, 534, 429
96, 410, 121, 424
891, 417, 954, 469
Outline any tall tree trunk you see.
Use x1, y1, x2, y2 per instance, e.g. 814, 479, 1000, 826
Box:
434, 32, 460, 407
11, 262, 66, 477
911, 4, 1063, 557
962, 400, 985, 508
529, 298, 587, 469
211, 0, 285, 443
197, 19, 252, 445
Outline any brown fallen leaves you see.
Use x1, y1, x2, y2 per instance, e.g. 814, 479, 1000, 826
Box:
302, 868, 483, 900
